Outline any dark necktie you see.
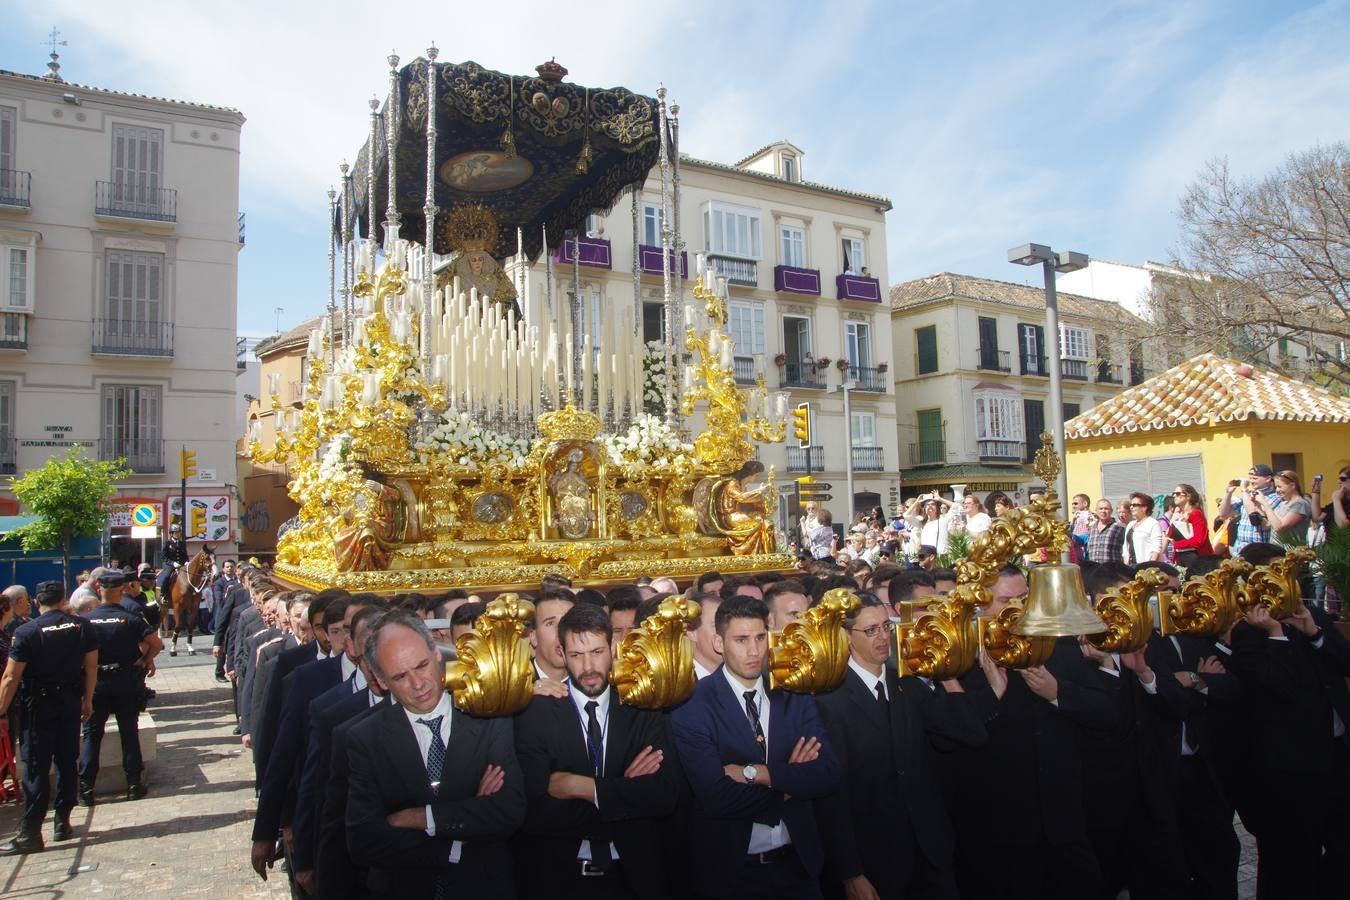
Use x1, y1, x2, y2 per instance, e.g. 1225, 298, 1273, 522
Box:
743, 690, 767, 763
417, 716, 445, 790
583, 700, 612, 871
1126, 525, 1137, 564
875, 680, 888, 707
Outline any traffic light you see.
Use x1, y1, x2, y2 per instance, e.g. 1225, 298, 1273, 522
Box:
792, 403, 811, 447
180, 447, 197, 480
796, 474, 814, 486
189, 503, 207, 539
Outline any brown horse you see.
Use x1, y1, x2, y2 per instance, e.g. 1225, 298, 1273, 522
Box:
168, 547, 214, 657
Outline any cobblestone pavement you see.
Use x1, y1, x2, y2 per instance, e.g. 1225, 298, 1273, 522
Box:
0, 657, 1259, 899
0, 660, 287, 898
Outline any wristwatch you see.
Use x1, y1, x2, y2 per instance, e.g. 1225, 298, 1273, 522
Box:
1187, 671, 1200, 688
742, 764, 758, 783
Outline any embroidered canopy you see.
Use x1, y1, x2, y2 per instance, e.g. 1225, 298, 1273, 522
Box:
348, 58, 662, 261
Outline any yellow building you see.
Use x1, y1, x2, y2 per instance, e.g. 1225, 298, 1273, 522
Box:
1065, 353, 1350, 510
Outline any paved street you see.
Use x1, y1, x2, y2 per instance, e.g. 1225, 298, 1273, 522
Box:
0, 651, 1259, 899
0, 657, 287, 898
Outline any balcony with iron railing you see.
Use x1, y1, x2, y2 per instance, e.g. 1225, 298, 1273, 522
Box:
95, 181, 177, 223
908, 440, 946, 467
0, 435, 14, 475
847, 365, 887, 392
851, 446, 884, 471
636, 246, 688, 277
978, 439, 1025, 462
98, 437, 164, 474
976, 346, 1011, 372
733, 355, 757, 385
0, 169, 31, 209
779, 362, 827, 390
787, 445, 825, 472
1061, 358, 1089, 380
708, 254, 757, 287
1020, 354, 1049, 376
91, 319, 174, 357
1096, 362, 1123, 384
0, 312, 27, 350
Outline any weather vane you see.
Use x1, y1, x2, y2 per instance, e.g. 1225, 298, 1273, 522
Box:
43, 26, 68, 82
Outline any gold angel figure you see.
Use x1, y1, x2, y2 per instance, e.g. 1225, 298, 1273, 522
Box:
768, 588, 859, 693
1161, 558, 1251, 637
981, 605, 1056, 669
444, 594, 536, 716
1087, 568, 1170, 653
611, 596, 701, 709
1237, 548, 1316, 620
693, 460, 776, 555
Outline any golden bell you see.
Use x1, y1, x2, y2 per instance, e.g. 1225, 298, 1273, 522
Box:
1012, 564, 1108, 637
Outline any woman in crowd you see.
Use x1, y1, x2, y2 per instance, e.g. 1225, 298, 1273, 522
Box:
960, 494, 992, 539
1251, 470, 1312, 549
1123, 491, 1165, 564
904, 492, 953, 556
1168, 483, 1215, 568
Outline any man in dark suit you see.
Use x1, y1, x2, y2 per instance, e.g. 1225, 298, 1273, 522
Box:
292, 603, 385, 895
212, 581, 250, 679
945, 566, 1112, 900
249, 596, 351, 884
514, 603, 680, 899
814, 593, 987, 900
240, 594, 310, 754
1230, 589, 1350, 899
670, 595, 839, 900
234, 593, 283, 731
345, 609, 525, 898
317, 681, 388, 900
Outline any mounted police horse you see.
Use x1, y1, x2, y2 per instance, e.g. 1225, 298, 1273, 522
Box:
168, 546, 214, 657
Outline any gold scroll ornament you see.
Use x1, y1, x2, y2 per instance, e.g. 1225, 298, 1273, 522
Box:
611, 595, 701, 709
768, 588, 859, 693
444, 593, 535, 716
1160, 558, 1251, 638
1237, 547, 1315, 620
1086, 567, 1170, 653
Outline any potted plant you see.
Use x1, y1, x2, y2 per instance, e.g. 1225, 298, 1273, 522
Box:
836, 358, 850, 373
876, 361, 889, 373
773, 352, 787, 367
813, 356, 831, 370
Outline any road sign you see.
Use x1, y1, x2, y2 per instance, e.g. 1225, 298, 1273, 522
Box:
130, 525, 158, 539
131, 504, 157, 526
800, 494, 832, 501
806, 483, 833, 490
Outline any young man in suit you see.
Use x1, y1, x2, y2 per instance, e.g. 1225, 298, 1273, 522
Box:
345, 610, 524, 899
670, 595, 839, 900
514, 602, 679, 899
814, 593, 987, 900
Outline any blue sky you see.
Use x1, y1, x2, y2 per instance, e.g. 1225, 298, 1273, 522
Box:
4, 0, 1348, 338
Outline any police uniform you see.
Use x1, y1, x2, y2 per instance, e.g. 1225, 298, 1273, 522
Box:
157, 529, 189, 599
0, 581, 97, 853
80, 573, 156, 803
123, 575, 162, 707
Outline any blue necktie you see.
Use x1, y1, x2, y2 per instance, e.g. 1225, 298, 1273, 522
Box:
417, 716, 445, 790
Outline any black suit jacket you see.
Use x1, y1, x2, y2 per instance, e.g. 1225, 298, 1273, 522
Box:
345, 697, 525, 899
254, 640, 323, 775
212, 584, 249, 649
317, 698, 386, 900
814, 666, 987, 895
669, 666, 839, 897
236, 627, 279, 730
251, 656, 341, 841
292, 681, 368, 872
513, 687, 679, 899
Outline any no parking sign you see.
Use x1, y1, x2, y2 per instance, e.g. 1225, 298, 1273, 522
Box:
132, 504, 157, 527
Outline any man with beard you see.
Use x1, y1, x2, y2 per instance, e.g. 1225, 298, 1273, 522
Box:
513, 603, 679, 898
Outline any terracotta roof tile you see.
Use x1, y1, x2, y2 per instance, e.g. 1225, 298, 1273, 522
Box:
1065, 353, 1350, 439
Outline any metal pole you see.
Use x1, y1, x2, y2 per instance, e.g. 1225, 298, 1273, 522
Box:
842, 384, 855, 523
1041, 259, 1070, 516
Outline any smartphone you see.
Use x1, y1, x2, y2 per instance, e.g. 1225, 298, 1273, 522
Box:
1313, 474, 1324, 487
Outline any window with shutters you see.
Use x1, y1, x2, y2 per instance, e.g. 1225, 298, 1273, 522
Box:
781, 154, 798, 183
704, 202, 761, 259
0, 106, 16, 200
850, 411, 877, 447
100, 250, 169, 354
1063, 402, 1080, 421
782, 315, 811, 365
110, 124, 164, 212
846, 321, 873, 369
642, 301, 664, 343
0, 234, 35, 312
727, 300, 766, 355
1101, 454, 1204, 500
916, 408, 944, 465
915, 325, 938, 374
101, 384, 163, 472
1018, 323, 1045, 374
1060, 325, 1090, 360
974, 390, 1023, 441
841, 235, 866, 274
1022, 399, 1045, 462
780, 225, 805, 268
0, 379, 12, 473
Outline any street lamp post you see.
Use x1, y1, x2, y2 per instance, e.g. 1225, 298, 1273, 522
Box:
837, 379, 857, 522
1007, 244, 1088, 538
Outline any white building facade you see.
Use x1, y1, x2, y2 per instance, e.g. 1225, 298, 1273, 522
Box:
510, 141, 897, 527
0, 67, 245, 568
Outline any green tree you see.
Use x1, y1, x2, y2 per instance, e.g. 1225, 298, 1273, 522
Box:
9, 448, 130, 589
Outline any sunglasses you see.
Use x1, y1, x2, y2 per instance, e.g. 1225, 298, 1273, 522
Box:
1340, 475, 1349, 481
1129, 502, 1146, 507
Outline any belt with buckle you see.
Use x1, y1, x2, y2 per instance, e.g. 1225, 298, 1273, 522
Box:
748, 845, 793, 865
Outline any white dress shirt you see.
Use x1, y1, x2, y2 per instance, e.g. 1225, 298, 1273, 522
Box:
847, 656, 887, 701
720, 667, 791, 853
567, 683, 619, 861
339, 652, 360, 686
693, 659, 713, 681
404, 692, 462, 862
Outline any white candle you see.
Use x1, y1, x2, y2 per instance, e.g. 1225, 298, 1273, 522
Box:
307, 329, 322, 358
268, 372, 280, 396
775, 391, 791, 419
720, 343, 733, 371
249, 420, 262, 444
358, 241, 374, 273
683, 366, 695, 394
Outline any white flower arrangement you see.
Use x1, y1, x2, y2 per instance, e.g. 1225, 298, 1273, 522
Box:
415, 410, 531, 469
602, 414, 693, 468
642, 340, 669, 416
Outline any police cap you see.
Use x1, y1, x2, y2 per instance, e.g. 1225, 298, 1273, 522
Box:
35, 580, 65, 605
97, 570, 127, 587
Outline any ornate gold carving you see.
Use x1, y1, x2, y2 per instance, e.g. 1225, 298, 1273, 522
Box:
443, 202, 501, 253
981, 605, 1055, 669
767, 588, 858, 694
1086, 568, 1169, 653
1237, 547, 1315, 620
611, 596, 700, 709
1161, 558, 1250, 637
537, 404, 604, 442
444, 594, 535, 716
898, 596, 978, 679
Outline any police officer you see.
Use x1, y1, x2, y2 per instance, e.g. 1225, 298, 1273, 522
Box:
156, 522, 189, 604
0, 580, 97, 854
122, 568, 161, 707
79, 570, 163, 805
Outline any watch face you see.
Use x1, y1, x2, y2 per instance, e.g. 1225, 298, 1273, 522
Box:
743, 765, 756, 781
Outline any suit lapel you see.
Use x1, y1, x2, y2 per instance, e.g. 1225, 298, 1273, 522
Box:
845, 667, 890, 732
711, 668, 760, 761
387, 702, 434, 801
